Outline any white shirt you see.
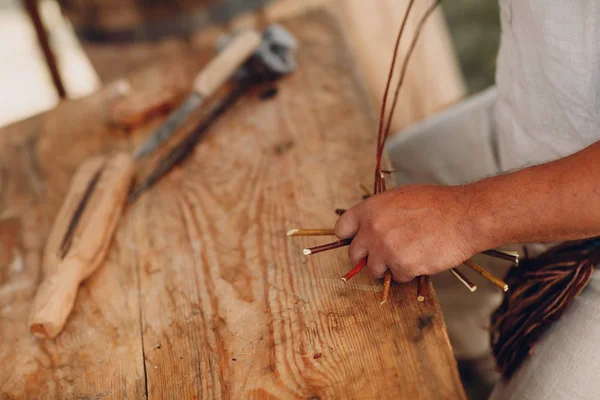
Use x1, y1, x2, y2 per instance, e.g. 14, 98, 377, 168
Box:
495, 0, 600, 173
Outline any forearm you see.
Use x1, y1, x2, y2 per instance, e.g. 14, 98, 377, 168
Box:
466, 141, 600, 251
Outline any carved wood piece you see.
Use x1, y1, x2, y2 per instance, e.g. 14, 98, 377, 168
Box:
29, 153, 134, 339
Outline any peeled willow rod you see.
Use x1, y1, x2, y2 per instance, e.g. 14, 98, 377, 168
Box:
381, 271, 393, 304
463, 259, 509, 291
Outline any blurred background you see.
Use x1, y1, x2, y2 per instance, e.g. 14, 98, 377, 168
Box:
0, 0, 500, 129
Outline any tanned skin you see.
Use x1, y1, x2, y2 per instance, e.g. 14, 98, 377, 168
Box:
335, 141, 600, 282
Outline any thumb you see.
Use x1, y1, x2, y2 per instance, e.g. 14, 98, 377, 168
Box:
334, 206, 360, 239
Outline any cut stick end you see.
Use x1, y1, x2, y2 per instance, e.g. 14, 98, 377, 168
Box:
286, 229, 299, 236
511, 253, 520, 267
302, 248, 311, 256
29, 321, 58, 339
469, 285, 478, 293
379, 300, 387, 305
503, 284, 509, 292
417, 295, 425, 302
30, 323, 49, 338
341, 277, 347, 282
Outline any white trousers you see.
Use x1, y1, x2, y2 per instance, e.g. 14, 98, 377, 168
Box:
386, 87, 600, 400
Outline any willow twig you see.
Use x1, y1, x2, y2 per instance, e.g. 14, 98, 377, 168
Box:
374, 0, 416, 194
463, 259, 508, 291
303, 239, 352, 255
342, 258, 367, 282
287, 229, 335, 237
380, 0, 443, 154
482, 249, 520, 267
381, 271, 393, 304
450, 268, 477, 292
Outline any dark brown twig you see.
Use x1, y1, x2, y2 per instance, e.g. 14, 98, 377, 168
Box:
23, 0, 66, 98
373, 0, 415, 194
380, 0, 442, 155
303, 239, 352, 256
449, 268, 477, 292
482, 249, 519, 267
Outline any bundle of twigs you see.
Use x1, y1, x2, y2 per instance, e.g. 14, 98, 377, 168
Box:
289, 0, 517, 304
490, 237, 600, 380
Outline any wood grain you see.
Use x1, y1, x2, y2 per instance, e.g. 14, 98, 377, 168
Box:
0, 11, 465, 399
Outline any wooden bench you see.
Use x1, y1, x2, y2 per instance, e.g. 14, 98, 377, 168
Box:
0, 10, 466, 399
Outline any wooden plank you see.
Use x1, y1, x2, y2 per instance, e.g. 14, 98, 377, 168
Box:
0, 11, 465, 399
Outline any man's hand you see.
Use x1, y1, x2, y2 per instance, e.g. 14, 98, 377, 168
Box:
334, 184, 480, 282
334, 141, 600, 283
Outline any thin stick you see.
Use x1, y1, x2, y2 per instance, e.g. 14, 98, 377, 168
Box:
303, 238, 352, 255
374, 0, 415, 194
287, 229, 335, 237
417, 275, 431, 301
23, 0, 66, 98
380, 0, 443, 153
463, 259, 508, 292
449, 268, 477, 292
380, 271, 393, 304
380, 173, 387, 192
381, 170, 395, 174
342, 258, 367, 282
482, 249, 519, 267
359, 183, 373, 198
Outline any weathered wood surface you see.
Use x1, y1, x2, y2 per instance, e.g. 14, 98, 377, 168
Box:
0, 11, 466, 399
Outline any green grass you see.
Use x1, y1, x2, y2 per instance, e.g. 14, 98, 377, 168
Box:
442, 0, 500, 94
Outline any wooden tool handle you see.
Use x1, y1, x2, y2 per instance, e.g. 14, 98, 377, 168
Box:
29, 262, 83, 338
192, 29, 261, 97
29, 152, 134, 339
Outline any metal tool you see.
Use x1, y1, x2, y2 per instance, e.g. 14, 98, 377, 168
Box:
132, 29, 262, 160
128, 24, 298, 202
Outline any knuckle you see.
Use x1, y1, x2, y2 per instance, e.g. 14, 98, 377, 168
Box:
348, 243, 366, 265
381, 234, 396, 252
370, 217, 386, 234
